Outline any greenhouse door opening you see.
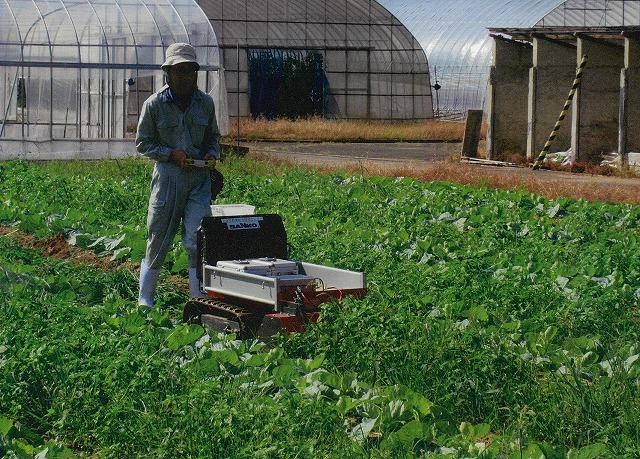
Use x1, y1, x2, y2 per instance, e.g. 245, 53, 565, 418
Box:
248, 49, 325, 119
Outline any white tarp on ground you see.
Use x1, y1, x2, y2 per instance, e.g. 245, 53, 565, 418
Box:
544, 149, 640, 170
601, 152, 640, 170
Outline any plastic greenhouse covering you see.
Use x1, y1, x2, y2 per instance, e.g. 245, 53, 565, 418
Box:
378, 0, 570, 117
202, 0, 433, 121
1, 0, 227, 154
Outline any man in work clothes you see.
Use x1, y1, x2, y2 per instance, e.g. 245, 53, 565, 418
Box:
136, 42, 220, 307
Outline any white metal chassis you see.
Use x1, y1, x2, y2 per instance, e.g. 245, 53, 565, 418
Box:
202, 261, 366, 311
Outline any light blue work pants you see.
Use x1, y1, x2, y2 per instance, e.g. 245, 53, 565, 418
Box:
144, 162, 211, 270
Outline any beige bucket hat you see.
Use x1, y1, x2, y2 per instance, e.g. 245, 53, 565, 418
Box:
161, 43, 200, 70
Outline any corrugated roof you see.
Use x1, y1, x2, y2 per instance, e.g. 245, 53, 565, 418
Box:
536, 0, 640, 27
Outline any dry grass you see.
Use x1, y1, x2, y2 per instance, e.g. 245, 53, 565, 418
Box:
251, 151, 640, 205
338, 162, 640, 204
226, 118, 640, 205
225, 117, 465, 142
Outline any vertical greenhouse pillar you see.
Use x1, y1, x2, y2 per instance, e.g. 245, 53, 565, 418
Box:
572, 37, 624, 163
527, 37, 575, 161
619, 36, 640, 164
487, 36, 532, 160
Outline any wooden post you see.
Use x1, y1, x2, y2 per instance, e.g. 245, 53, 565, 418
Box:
461, 109, 483, 158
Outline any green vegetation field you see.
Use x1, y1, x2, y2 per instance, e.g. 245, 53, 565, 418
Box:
1, 157, 639, 458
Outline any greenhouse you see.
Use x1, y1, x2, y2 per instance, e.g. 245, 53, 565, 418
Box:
378, 0, 569, 118
7, 0, 635, 162
200, 0, 433, 121
0, 0, 227, 158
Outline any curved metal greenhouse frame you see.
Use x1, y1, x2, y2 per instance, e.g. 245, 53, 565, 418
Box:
200, 0, 434, 121
0, 0, 227, 158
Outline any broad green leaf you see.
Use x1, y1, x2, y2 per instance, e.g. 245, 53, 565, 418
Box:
547, 203, 560, 218
404, 391, 432, 417
0, 416, 13, 436
103, 233, 126, 251
170, 249, 189, 273
467, 306, 489, 323
580, 351, 599, 367
165, 324, 204, 350
474, 423, 490, 438
19, 214, 44, 233
307, 353, 325, 371
567, 443, 607, 459
382, 399, 408, 423
459, 421, 473, 438
111, 246, 131, 261
271, 363, 300, 384
211, 349, 241, 365
243, 353, 268, 367
315, 370, 342, 390
34, 448, 77, 459
12, 438, 38, 459
542, 326, 558, 344
336, 396, 358, 415
123, 312, 147, 335
197, 356, 222, 372
393, 419, 424, 445
624, 353, 640, 377
510, 443, 544, 459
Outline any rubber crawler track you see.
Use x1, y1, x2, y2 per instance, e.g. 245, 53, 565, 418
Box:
183, 297, 264, 339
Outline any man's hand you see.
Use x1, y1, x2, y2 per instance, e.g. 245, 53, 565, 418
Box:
203, 154, 217, 170
170, 149, 191, 168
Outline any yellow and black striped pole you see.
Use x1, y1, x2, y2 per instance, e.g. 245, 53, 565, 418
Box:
531, 54, 588, 170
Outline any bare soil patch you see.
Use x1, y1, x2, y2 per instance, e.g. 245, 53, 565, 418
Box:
0, 226, 191, 292
0, 226, 131, 271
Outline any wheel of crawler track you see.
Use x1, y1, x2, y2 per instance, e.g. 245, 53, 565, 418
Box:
183, 297, 264, 339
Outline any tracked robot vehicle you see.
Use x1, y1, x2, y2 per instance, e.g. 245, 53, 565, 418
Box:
183, 210, 367, 338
